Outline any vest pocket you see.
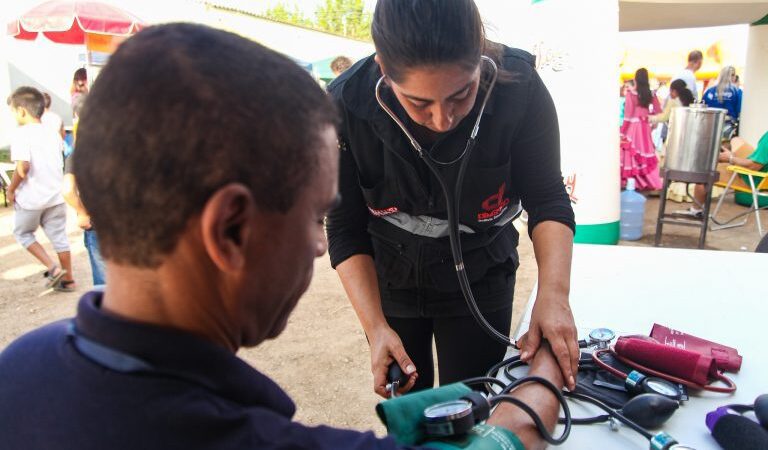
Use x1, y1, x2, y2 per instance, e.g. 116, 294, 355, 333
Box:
422, 226, 519, 293
369, 229, 416, 289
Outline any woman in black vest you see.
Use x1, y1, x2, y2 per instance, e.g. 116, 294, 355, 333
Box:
326, 0, 578, 397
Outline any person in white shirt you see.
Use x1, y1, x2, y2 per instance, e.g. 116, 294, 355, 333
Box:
6, 86, 75, 292
674, 50, 702, 101
40, 92, 65, 140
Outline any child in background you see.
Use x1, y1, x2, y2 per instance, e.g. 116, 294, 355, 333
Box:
650, 79, 694, 126
6, 86, 76, 292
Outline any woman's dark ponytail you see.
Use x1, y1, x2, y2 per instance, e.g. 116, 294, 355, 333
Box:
372, 0, 484, 82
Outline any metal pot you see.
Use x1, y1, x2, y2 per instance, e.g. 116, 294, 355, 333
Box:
665, 105, 726, 173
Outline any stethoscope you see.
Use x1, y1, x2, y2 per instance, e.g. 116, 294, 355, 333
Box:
412, 336, 697, 449
374, 55, 514, 348
387, 328, 696, 448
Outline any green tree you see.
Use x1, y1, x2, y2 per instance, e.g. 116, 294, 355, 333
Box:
315, 0, 372, 40
263, 3, 313, 28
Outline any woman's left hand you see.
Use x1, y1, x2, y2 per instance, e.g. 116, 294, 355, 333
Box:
518, 293, 578, 390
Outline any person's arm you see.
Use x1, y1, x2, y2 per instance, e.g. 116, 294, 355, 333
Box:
649, 98, 673, 124
508, 69, 578, 390
718, 149, 764, 172
336, 255, 417, 397
62, 173, 93, 230
6, 161, 29, 204
620, 92, 636, 135
325, 121, 417, 398
651, 95, 661, 117
487, 344, 564, 450
524, 221, 576, 388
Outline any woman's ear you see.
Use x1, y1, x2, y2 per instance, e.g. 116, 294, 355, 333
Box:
374, 55, 389, 82
199, 183, 254, 273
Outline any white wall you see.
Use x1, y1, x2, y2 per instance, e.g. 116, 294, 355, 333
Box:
739, 23, 768, 146
202, 7, 374, 63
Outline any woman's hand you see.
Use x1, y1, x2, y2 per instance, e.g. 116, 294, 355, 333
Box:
368, 325, 418, 398
517, 293, 578, 391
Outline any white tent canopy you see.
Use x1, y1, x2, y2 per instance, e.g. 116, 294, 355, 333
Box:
620, 0, 768, 31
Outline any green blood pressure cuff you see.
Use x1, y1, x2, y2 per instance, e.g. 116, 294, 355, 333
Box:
376, 383, 525, 450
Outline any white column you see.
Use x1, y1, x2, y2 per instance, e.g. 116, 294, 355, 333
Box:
477, 0, 621, 244
529, 0, 622, 244
739, 22, 768, 146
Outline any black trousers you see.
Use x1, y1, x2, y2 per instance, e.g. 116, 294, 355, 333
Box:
386, 304, 512, 391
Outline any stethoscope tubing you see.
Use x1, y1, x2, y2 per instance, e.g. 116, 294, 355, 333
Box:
374, 56, 513, 348
485, 355, 658, 442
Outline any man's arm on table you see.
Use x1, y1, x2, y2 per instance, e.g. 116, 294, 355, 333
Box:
486, 345, 564, 450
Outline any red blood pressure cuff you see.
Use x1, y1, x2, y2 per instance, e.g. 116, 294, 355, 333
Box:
614, 336, 716, 386
649, 323, 742, 373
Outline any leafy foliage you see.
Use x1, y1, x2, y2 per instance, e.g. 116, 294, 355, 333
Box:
264, 0, 372, 40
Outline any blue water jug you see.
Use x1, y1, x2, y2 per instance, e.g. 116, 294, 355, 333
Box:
620, 178, 646, 241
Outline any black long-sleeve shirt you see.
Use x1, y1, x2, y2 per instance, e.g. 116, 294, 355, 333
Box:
326, 47, 574, 292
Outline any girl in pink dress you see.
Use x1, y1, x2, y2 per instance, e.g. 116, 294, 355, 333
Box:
620, 68, 663, 190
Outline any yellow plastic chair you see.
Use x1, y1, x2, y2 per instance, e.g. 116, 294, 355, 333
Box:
710, 165, 768, 236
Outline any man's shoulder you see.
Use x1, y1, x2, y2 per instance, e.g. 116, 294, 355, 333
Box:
0, 320, 69, 365
0, 320, 70, 388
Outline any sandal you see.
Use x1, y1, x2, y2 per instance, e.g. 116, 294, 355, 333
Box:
53, 280, 76, 293
43, 265, 67, 288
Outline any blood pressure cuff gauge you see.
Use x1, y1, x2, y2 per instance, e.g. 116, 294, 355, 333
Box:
576, 351, 687, 408
376, 383, 524, 450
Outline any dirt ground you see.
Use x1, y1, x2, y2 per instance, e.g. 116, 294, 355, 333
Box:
0, 195, 764, 435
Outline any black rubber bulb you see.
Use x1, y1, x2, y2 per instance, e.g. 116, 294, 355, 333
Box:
387, 362, 408, 386
754, 394, 768, 429
620, 394, 679, 429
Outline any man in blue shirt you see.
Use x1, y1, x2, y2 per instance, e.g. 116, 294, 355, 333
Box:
0, 23, 563, 450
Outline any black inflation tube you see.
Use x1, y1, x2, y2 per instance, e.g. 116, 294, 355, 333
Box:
421, 136, 515, 348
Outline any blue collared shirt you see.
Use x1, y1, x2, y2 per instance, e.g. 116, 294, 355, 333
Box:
0, 292, 416, 449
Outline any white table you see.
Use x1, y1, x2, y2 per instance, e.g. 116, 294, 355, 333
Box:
511, 243, 768, 449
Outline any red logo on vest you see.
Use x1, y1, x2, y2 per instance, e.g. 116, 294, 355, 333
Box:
368, 206, 399, 217
477, 183, 510, 222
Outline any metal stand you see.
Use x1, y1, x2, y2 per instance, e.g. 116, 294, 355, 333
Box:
654, 169, 719, 249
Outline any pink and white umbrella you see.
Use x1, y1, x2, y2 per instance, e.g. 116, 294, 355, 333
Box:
7, 0, 144, 45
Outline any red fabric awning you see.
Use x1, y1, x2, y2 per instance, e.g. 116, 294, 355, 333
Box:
8, 1, 144, 44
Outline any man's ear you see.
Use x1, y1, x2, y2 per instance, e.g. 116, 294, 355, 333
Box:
199, 183, 255, 272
